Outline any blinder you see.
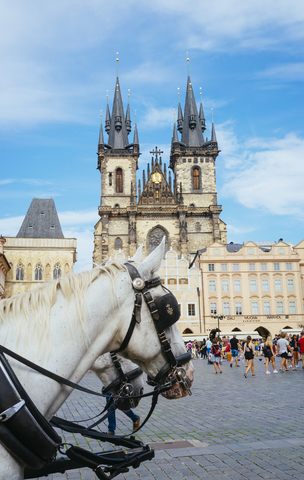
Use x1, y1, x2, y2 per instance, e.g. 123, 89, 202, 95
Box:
153, 291, 180, 330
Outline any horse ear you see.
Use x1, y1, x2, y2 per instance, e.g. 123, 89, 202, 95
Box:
130, 244, 143, 263
138, 237, 165, 280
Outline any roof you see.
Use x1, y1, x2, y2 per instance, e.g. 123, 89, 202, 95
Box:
225, 243, 243, 253
17, 198, 64, 239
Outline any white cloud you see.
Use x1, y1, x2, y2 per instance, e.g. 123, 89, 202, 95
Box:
257, 62, 304, 81
0, 216, 24, 236
139, 106, 176, 131
220, 131, 304, 218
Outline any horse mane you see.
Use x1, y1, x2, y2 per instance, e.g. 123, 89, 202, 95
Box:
0, 261, 126, 349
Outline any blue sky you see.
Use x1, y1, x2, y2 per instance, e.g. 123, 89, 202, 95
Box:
1, 0, 304, 270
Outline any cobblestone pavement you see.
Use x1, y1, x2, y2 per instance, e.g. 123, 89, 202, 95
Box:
46, 356, 304, 480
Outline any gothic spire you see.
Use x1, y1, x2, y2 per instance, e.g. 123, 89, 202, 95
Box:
172, 122, 179, 143
125, 102, 131, 134
199, 92, 206, 132
98, 112, 104, 146
180, 76, 205, 147
211, 114, 217, 143
177, 101, 183, 133
107, 76, 129, 149
105, 103, 111, 134
133, 121, 139, 145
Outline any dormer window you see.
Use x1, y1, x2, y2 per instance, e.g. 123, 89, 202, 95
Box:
188, 114, 196, 130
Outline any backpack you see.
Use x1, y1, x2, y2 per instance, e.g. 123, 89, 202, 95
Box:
212, 344, 221, 357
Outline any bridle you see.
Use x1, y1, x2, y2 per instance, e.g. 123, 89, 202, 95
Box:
101, 352, 143, 409
113, 262, 192, 396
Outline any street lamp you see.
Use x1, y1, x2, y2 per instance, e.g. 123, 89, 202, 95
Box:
211, 313, 225, 339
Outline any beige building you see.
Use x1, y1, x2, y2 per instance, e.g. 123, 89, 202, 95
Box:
0, 236, 10, 299
190, 240, 304, 338
93, 69, 226, 265
3, 198, 77, 298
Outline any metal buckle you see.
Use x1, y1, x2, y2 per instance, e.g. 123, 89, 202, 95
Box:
132, 278, 145, 290
0, 399, 25, 422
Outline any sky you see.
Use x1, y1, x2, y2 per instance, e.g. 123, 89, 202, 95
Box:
1, 0, 304, 271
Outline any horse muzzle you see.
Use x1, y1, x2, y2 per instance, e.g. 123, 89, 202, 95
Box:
161, 361, 194, 399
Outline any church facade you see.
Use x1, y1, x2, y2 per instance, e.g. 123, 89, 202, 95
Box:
93, 70, 226, 264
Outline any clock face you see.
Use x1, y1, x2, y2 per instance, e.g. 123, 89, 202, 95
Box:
152, 172, 162, 184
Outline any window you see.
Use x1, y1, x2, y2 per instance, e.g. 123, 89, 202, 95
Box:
209, 280, 216, 292
179, 278, 188, 285
222, 280, 229, 292
250, 279, 257, 291
287, 279, 294, 291
213, 249, 220, 255
168, 278, 176, 285
234, 280, 241, 292
223, 302, 230, 315
16, 264, 24, 281
53, 264, 61, 280
261, 263, 267, 271
192, 167, 200, 190
275, 279, 282, 291
210, 302, 217, 315
263, 302, 271, 315
116, 168, 123, 193
188, 304, 196, 316
289, 301, 296, 314
235, 302, 242, 315
251, 302, 259, 315
196, 222, 200, 232
178, 304, 182, 315
276, 301, 284, 314
233, 263, 239, 271
208, 264, 215, 272
35, 264, 43, 281
249, 263, 256, 271
274, 263, 280, 271
262, 279, 269, 291
248, 248, 254, 255
50, 225, 55, 230
221, 263, 228, 272
115, 237, 122, 249
279, 248, 285, 254
286, 263, 292, 271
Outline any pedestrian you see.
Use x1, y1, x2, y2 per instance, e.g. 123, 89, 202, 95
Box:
263, 336, 278, 374
290, 334, 299, 368
206, 337, 212, 356
106, 392, 140, 435
211, 338, 223, 374
200, 343, 207, 359
243, 335, 256, 378
277, 332, 293, 372
229, 334, 241, 368
298, 331, 304, 371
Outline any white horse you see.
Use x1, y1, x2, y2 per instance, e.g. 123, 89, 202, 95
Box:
0, 240, 194, 479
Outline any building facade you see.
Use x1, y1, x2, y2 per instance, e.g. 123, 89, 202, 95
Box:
93, 68, 226, 264
0, 236, 10, 299
190, 240, 304, 338
4, 198, 77, 297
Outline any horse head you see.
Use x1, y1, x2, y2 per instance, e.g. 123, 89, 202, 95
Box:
118, 239, 194, 400
92, 352, 144, 410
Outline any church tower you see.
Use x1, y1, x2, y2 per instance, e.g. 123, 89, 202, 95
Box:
94, 60, 140, 264
170, 63, 226, 253
93, 61, 226, 264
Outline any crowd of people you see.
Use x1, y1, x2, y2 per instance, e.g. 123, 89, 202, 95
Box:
186, 331, 304, 377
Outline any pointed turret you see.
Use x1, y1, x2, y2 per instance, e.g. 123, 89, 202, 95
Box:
107, 77, 129, 149
172, 122, 179, 144
177, 102, 183, 133
199, 100, 206, 132
180, 76, 204, 147
105, 103, 111, 134
125, 103, 131, 134
211, 114, 217, 143
133, 121, 139, 145
98, 113, 104, 146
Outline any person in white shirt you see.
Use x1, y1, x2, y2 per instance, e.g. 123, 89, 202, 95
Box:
277, 332, 292, 372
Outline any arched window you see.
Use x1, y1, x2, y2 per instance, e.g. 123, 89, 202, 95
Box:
53, 264, 61, 279
193, 167, 200, 190
35, 263, 43, 281
116, 168, 123, 193
148, 227, 168, 254
115, 237, 122, 249
16, 263, 24, 281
